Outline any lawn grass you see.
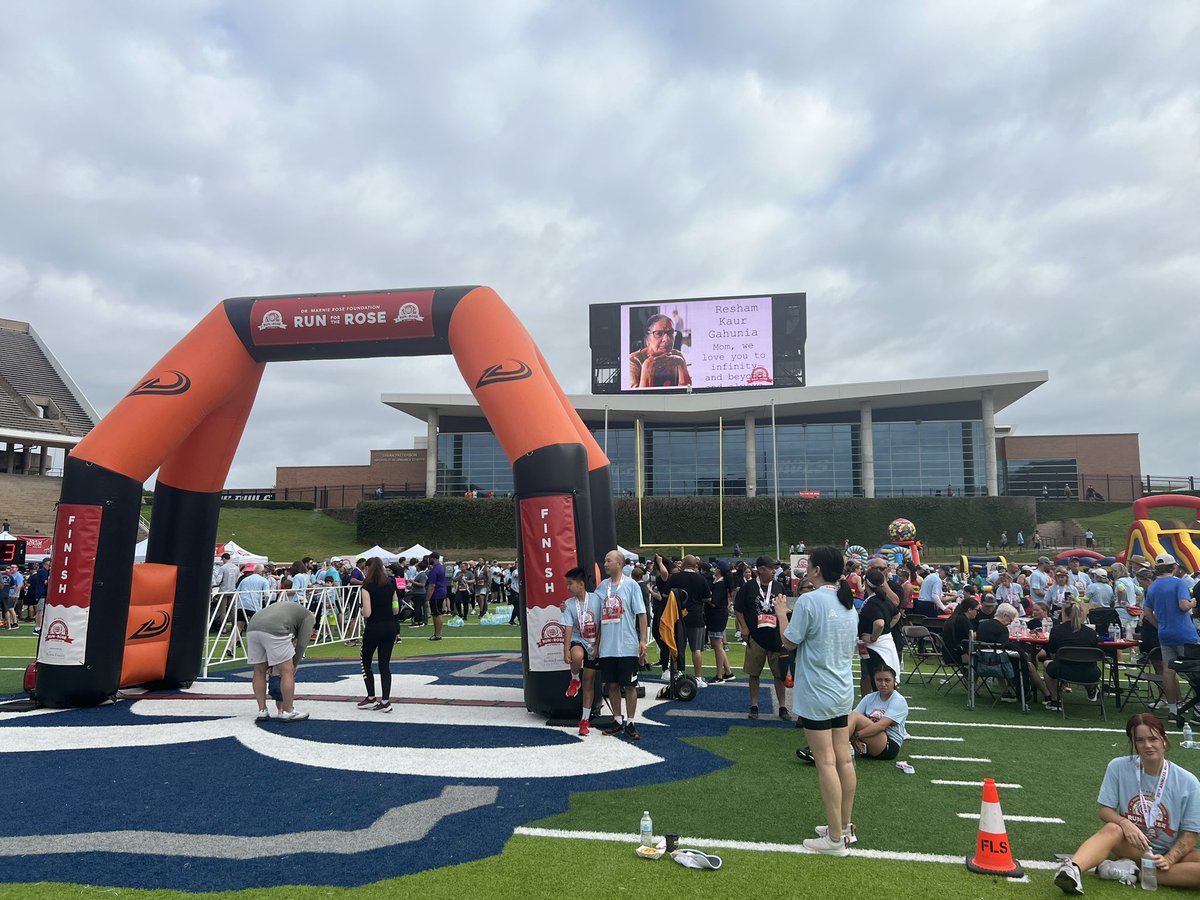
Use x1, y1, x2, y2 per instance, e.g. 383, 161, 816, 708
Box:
5, 626, 1198, 898
1071, 504, 1200, 555
143, 506, 361, 562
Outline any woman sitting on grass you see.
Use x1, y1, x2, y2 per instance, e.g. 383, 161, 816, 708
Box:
1055, 713, 1200, 894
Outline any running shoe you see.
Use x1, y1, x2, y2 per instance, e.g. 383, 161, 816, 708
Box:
802, 834, 849, 857
277, 709, 309, 722
1054, 859, 1083, 895
565, 678, 580, 698
602, 720, 626, 736
624, 722, 641, 741
796, 747, 815, 764
815, 823, 857, 845
695, 677, 708, 688
254, 709, 270, 722
372, 701, 392, 713
1044, 700, 1063, 711
578, 718, 590, 736
748, 706, 759, 720
1086, 686, 1099, 702
356, 697, 377, 709
721, 673, 735, 683
779, 707, 794, 722
1096, 858, 1137, 885
659, 670, 672, 682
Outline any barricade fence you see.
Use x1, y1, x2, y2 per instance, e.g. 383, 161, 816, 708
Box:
202, 585, 363, 677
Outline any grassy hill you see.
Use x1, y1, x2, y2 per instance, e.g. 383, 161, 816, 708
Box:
144, 505, 359, 562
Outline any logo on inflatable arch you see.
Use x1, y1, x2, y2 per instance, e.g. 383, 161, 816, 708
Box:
393, 301, 426, 324
129, 611, 171, 640
127, 370, 192, 397
746, 365, 773, 385
257, 309, 287, 330
43, 618, 75, 644
476, 358, 533, 388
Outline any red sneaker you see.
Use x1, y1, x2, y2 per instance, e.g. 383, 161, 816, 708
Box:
578, 718, 590, 736
565, 678, 580, 698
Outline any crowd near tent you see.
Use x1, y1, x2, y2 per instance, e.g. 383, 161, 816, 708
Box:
346, 545, 402, 564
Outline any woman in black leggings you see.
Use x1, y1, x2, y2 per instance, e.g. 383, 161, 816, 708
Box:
357, 558, 399, 712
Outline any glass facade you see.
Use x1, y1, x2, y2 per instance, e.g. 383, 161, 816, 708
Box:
434, 417, 986, 498
1005, 458, 1079, 498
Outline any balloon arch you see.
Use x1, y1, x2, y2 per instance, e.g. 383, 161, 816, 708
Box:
37, 286, 614, 718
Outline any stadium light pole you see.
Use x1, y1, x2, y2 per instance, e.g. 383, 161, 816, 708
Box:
771, 398, 780, 561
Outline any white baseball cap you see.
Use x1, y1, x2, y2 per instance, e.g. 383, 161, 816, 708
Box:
1155, 553, 1177, 567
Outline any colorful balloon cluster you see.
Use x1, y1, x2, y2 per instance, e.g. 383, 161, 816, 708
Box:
888, 518, 917, 542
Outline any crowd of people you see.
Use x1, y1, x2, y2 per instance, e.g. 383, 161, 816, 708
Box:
0, 557, 49, 633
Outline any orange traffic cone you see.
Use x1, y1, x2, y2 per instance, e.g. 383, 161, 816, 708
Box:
966, 777, 1024, 878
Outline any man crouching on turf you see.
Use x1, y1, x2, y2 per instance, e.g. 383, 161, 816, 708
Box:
247, 600, 316, 722
597, 549, 648, 740
562, 566, 601, 735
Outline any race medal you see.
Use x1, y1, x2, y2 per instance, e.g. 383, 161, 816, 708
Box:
1146, 827, 1158, 841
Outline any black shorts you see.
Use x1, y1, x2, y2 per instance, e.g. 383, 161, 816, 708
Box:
599, 656, 639, 687
570, 641, 600, 670
799, 714, 849, 731
429, 597, 448, 616
863, 737, 902, 760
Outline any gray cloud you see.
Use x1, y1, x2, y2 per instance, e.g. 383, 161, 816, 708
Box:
1, 1, 1197, 485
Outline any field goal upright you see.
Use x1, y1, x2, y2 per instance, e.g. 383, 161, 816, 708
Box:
636, 415, 724, 556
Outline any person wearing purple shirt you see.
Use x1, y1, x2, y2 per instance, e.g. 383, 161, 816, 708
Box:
427, 552, 449, 642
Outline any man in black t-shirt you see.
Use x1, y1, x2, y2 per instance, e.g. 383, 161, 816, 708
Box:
657, 555, 712, 686
732, 557, 792, 721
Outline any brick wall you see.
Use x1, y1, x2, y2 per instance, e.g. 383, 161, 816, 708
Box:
275, 449, 427, 498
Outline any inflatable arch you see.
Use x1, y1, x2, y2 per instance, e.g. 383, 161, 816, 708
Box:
37, 286, 616, 716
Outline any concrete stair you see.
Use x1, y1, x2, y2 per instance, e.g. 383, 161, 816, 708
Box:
0, 473, 61, 534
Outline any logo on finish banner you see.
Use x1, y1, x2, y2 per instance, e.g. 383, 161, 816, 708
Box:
130, 612, 171, 640
536, 620, 565, 649
476, 359, 532, 388
257, 310, 287, 331
43, 618, 74, 644
128, 370, 192, 397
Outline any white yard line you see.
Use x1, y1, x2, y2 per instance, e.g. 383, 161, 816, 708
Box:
932, 780, 1023, 789
910, 754, 992, 762
908, 719, 1126, 735
513, 826, 1056, 872
958, 813, 1063, 824
904, 735, 964, 742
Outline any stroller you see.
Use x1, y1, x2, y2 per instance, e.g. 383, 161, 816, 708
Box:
655, 588, 698, 702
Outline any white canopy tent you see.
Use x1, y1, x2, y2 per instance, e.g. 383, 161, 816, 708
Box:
397, 543, 432, 560
618, 545, 639, 561
215, 540, 269, 565
346, 545, 402, 564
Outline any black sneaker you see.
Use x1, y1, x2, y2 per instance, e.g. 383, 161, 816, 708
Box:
748, 706, 759, 720
1054, 859, 1083, 895
624, 722, 641, 741
779, 707, 794, 722
796, 747, 815, 764
1086, 686, 1099, 702
603, 721, 626, 736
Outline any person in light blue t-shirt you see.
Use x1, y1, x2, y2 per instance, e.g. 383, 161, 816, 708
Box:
773, 546, 859, 857
595, 550, 647, 741
1054, 713, 1200, 894
848, 666, 909, 760
560, 567, 602, 737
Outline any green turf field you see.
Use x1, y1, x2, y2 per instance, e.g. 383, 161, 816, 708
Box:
4, 620, 1198, 897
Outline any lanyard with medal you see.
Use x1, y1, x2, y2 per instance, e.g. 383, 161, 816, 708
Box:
757, 580, 777, 630
1136, 759, 1170, 842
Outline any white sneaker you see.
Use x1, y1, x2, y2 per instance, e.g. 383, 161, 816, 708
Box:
254, 709, 270, 721
1096, 858, 1138, 885
659, 670, 672, 682
1053, 859, 1083, 895
695, 677, 708, 688
802, 834, 849, 857
814, 823, 857, 845
277, 709, 309, 722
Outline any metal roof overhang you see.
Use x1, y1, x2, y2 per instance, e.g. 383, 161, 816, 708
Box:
382, 371, 1048, 428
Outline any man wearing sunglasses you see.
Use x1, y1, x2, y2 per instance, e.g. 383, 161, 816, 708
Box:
628, 313, 692, 389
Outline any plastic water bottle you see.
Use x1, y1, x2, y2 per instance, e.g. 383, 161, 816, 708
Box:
639, 811, 654, 847
1141, 852, 1158, 890
1183, 723, 1194, 749
1109, 623, 1121, 642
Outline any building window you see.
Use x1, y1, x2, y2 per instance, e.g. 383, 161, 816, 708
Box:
1005, 458, 1079, 498
872, 420, 985, 497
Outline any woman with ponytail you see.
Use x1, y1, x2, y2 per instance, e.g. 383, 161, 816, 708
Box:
772, 545, 859, 856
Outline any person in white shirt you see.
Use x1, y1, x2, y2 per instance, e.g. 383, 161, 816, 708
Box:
1029, 557, 1053, 606
915, 565, 950, 616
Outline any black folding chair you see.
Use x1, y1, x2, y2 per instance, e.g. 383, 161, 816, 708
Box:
969, 639, 1028, 712
935, 632, 970, 697
903, 625, 941, 684
1051, 646, 1108, 721
1119, 646, 1164, 711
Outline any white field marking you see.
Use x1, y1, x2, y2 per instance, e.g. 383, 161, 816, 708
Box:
908, 719, 1125, 735
0, 667, 27, 671
958, 813, 1064, 824
932, 780, 1023, 789
512, 826, 1059, 871
903, 735, 964, 742
910, 755, 991, 762
907, 706, 927, 710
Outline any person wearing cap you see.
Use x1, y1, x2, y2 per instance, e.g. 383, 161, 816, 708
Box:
1029, 557, 1053, 606
1144, 553, 1199, 721
733, 555, 793, 721
1067, 557, 1093, 597
1086, 568, 1115, 608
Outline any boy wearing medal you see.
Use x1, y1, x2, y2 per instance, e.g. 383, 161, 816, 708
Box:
1055, 713, 1200, 893
560, 566, 601, 735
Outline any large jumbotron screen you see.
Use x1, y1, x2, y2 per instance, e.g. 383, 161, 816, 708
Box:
589, 292, 806, 394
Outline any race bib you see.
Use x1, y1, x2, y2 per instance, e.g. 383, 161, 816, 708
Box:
580, 614, 597, 640
602, 592, 624, 624
757, 613, 777, 630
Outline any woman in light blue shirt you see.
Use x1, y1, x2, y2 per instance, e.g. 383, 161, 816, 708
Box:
287, 561, 310, 606
773, 545, 859, 857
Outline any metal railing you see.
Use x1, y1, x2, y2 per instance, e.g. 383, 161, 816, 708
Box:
201, 584, 363, 676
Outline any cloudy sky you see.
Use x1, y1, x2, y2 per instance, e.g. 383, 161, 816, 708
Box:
2, 1, 1197, 486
